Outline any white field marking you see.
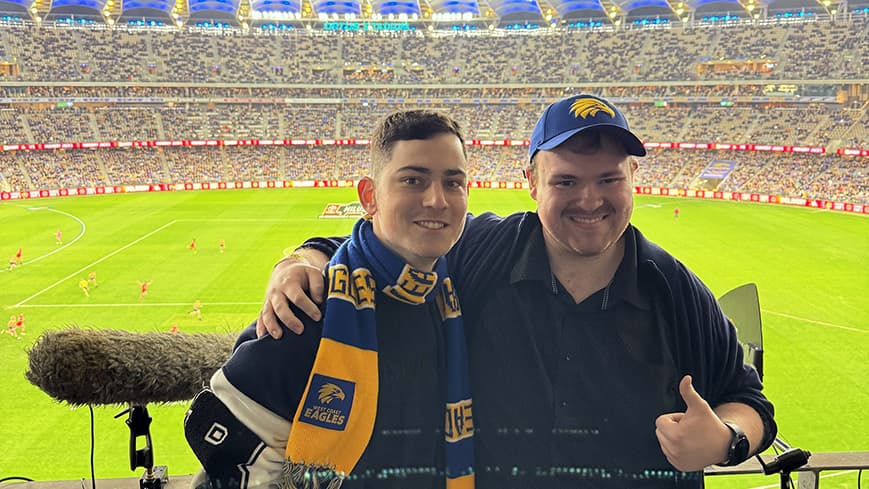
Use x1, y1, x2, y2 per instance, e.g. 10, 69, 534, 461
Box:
174, 218, 290, 222
11, 220, 178, 307
635, 203, 664, 209
763, 309, 867, 334
12, 301, 262, 308
746, 469, 858, 489
0, 206, 86, 273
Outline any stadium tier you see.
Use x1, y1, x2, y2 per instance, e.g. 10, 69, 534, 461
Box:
0, 19, 865, 204
0, 20, 867, 83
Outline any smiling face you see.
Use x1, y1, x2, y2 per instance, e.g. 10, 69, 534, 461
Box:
359, 132, 468, 271
528, 130, 637, 262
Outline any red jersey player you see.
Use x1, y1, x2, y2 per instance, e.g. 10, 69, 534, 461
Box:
15, 313, 25, 336
137, 280, 152, 301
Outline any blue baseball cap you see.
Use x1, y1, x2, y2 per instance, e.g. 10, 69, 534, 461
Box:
527, 94, 647, 165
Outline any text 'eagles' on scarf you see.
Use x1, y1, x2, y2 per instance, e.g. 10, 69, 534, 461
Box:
283, 217, 475, 489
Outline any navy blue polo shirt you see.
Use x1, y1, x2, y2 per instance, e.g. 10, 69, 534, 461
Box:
450, 214, 703, 489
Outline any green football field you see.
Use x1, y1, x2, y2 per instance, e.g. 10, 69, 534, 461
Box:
1, 188, 867, 488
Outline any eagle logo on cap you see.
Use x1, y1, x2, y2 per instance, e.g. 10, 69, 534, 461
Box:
318, 383, 346, 404
570, 98, 616, 119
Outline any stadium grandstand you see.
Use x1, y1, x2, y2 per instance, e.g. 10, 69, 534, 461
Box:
0, 3, 865, 207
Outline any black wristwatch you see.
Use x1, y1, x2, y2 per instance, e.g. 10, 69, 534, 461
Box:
719, 421, 751, 466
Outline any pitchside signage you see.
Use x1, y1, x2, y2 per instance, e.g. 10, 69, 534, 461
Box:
320, 202, 367, 219
0, 139, 843, 154
1, 183, 866, 215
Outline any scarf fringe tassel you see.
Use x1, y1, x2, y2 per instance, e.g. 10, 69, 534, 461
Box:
280, 461, 344, 489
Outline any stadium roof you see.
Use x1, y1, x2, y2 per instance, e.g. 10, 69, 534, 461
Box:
0, 0, 858, 25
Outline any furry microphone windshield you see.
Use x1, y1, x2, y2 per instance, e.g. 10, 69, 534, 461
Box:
26, 328, 237, 406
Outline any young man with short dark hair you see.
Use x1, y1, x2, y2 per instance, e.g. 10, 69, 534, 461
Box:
185, 109, 474, 489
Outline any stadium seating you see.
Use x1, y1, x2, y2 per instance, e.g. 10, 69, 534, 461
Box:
0, 18, 865, 204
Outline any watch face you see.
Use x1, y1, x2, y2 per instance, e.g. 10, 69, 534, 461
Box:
734, 436, 750, 462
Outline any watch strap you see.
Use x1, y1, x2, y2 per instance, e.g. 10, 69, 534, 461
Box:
720, 421, 750, 466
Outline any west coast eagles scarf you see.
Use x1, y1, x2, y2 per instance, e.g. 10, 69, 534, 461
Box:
284, 217, 475, 489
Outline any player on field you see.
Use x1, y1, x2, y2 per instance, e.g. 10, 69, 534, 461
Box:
138, 280, 152, 301
190, 300, 202, 320
79, 278, 90, 297
6, 315, 18, 338
15, 313, 25, 336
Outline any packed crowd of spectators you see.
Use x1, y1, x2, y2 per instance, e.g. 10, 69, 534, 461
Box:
0, 84, 826, 100
0, 18, 865, 84
805, 155, 865, 201
0, 19, 864, 204
0, 101, 864, 149
2, 144, 865, 204
100, 148, 167, 184
25, 107, 95, 143
94, 107, 162, 141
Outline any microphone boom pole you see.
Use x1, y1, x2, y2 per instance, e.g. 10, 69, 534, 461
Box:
25, 327, 239, 486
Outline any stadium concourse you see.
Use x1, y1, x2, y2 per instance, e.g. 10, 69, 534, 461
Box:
0, 17, 866, 206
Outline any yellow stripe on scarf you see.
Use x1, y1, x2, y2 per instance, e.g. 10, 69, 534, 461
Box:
448, 474, 475, 489
382, 264, 438, 305
286, 337, 379, 475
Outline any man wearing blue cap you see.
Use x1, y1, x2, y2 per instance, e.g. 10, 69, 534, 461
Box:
257, 94, 777, 488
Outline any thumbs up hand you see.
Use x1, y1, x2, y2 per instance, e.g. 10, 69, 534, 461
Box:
655, 375, 732, 472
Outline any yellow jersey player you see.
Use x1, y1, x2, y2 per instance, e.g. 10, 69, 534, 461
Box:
190, 300, 202, 320
79, 278, 90, 297
6, 315, 17, 338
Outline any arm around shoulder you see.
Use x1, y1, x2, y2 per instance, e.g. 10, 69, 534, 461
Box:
258, 247, 333, 337
185, 320, 322, 488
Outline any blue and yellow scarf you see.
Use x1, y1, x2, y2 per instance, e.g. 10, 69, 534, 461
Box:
284, 217, 474, 489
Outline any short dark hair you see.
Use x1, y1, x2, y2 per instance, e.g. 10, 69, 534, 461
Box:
370, 110, 466, 178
